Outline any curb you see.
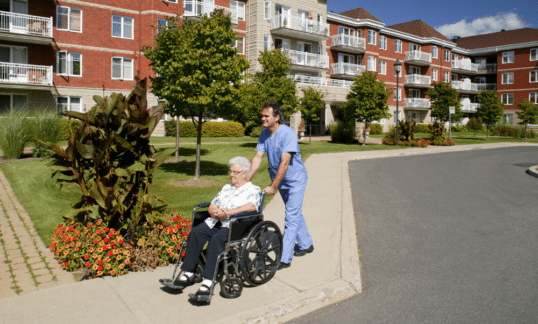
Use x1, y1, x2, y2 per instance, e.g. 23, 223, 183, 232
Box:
527, 165, 538, 179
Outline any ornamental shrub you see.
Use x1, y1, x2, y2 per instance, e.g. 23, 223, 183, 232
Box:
415, 123, 431, 133
329, 121, 356, 144
432, 137, 455, 146
30, 110, 62, 158
369, 123, 383, 135
466, 117, 483, 134
491, 122, 515, 137
450, 123, 465, 132
249, 126, 265, 137
164, 120, 244, 137
58, 119, 82, 140
0, 109, 29, 159
428, 121, 445, 140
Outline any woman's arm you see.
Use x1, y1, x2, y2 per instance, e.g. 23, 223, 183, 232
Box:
225, 202, 257, 217
208, 203, 227, 220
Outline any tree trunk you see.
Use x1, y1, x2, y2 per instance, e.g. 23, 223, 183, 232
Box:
362, 123, 367, 146
309, 124, 312, 146
175, 116, 180, 160
486, 126, 489, 140
525, 123, 527, 142
194, 111, 202, 180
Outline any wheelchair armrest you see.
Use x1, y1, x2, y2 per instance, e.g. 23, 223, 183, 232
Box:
230, 211, 263, 223
197, 202, 211, 208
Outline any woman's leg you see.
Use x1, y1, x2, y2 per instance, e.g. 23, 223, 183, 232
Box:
181, 222, 215, 272
201, 227, 229, 279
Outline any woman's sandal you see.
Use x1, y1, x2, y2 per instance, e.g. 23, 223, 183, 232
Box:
188, 284, 212, 302
173, 274, 195, 290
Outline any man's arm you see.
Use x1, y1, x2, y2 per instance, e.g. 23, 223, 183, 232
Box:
247, 150, 265, 182
264, 152, 292, 195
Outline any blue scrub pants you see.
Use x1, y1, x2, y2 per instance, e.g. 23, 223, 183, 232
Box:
279, 185, 313, 263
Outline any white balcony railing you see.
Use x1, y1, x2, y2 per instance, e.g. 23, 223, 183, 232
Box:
0, 11, 53, 37
404, 51, 432, 64
451, 59, 479, 73
461, 102, 480, 112
287, 74, 354, 89
0, 62, 53, 86
476, 83, 497, 91
271, 14, 329, 37
330, 34, 366, 50
404, 74, 431, 86
183, 1, 238, 24
331, 62, 365, 77
283, 49, 329, 69
477, 63, 497, 73
452, 81, 497, 92
404, 98, 431, 109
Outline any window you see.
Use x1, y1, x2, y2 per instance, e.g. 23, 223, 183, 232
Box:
57, 96, 82, 113
0, 94, 27, 114
531, 49, 538, 61
530, 70, 538, 83
235, 36, 245, 54
394, 88, 401, 101
157, 19, 168, 34
339, 26, 354, 37
112, 15, 133, 39
530, 92, 538, 104
111, 57, 133, 80
409, 66, 420, 75
502, 51, 514, 64
475, 76, 486, 84
502, 72, 514, 84
502, 114, 513, 124
451, 73, 458, 81
452, 53, 458, 61
409, 89, 420, 98
231, 1, 245, 21
263, 35, 270, 51
367, 56, 376, 71
444, 71, 450, 82
501, 93, 513, 105
432, 46, 438, 59
394, 110, 402, 123
57, 51, 81, 76
379, 35, 387, 50
444, 49, 450, 61
379, 61, 386, 75
264, 1, 271, 19
432, 68, 438, 81
367, 30, 376, 45
163, 0, 177, 2
57, 6, 82, 32
338, 54, 354, 64
395, 39, 402, 53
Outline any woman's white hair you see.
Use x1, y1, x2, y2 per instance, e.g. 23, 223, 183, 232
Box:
229, 156, 251, 174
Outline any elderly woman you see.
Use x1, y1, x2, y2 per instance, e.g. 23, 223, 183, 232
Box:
176, 156, 262, 298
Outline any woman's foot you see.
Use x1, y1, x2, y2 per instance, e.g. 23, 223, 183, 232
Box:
173, 272, 195, 289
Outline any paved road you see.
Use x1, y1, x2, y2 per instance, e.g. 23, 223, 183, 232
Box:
290, 146, 538, 323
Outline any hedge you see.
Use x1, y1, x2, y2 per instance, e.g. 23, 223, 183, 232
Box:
164, 120, 244, 137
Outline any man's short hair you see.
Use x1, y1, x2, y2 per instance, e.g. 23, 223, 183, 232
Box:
262, 100, 284, 124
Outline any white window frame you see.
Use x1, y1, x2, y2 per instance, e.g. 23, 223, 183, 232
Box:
502, 114, 513, 124
432, 46, 438, 59
530, 70, 538, 83
502, 51, 514, 64
338, 53, 354, 64
394, 88, 402, 101
531, 48, 538, 61
452, 53, 458, 61
367, 56, 376, 72
530, 92, 538, 104
444, 49, 450, 61
379, 35, 387, 50
111, 57, 133, 80
57, 96, 82, 113
501, 93, 514, 105
157, 18, 168, 35
263, 35, 270, 51
163, 0, 178, 2
338, 26, 354, 37
379, 60, 387, 75
112, 15, 133, 39
395, 39, 402, 53
57, 51, 82, 77
57, 6, 82, 32
432, 68, 438, 81
502, 72, 514, 84
235, 36, 245, 55
444, 71, 450, 82
264, 1, 271, 19
409, 66, 420, 75
231, 1, 245, 21
368, 30, 377, 45
409, 89, 420, 98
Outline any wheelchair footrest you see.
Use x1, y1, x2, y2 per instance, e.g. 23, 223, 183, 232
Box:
159, 278, 185, 290
188, 293, 211, 303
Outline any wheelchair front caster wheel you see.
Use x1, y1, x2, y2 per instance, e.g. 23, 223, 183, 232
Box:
221, 277, 243, 298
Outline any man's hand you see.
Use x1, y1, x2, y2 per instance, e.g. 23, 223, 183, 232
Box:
263, 186, 276, 196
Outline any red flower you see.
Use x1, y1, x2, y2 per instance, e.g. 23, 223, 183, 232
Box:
183, 231, 188, 238
176, 244, 181, 250
93, 239, 99, 244
118, 239, 123, 245
98, 260, 104, 266
108, 251, 113, 257
103, 237, 109, 243
85, 262, 91, 268
98, 266, 103, 271
108, 233, 114, 238
58, 260, 62, 264
68, 226, 74, 232
62, 262, 68, 268
84, 255, 89, 260
96, 219, 102, 225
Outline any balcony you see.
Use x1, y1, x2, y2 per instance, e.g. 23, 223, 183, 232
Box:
330, 62, 365, 79
452, 79, 497, 93
476, 83, 497, 91
404, 51, 431, 66
271, 14, 330, 42
477, 63, 497, 74
451, 59, 479, 74
0, 62, 53, 89
403, 98, 431, 110
287, 74, 353, 89
460, 102, 480, 113
0, 11, 53, 45
330, 34, 366, 54
404, 74, 431, 88
283, 49, 329, 73
183, 1, 238, 24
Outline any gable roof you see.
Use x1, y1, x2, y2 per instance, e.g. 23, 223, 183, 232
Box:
455, 28, 538, 49
388, 19, 451, 42
339, 7, 382, 23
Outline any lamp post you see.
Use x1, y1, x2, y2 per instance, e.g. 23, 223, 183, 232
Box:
394, 59, 402, 146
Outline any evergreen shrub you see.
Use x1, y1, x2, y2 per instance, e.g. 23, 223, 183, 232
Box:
164, 120, 244, 137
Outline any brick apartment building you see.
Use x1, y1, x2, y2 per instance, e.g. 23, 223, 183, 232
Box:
0, 1, 536, 134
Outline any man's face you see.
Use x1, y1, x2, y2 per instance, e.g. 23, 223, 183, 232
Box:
261, 107, 279, 129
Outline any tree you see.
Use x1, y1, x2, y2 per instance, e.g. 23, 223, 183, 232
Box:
144, 11, 249, 179
300, 87, 324, 145
342, 72, 392, 146
426, 82, 463, 128
476, 90, 505, 140
516, 99, 538, 142
233, 49, 298, 132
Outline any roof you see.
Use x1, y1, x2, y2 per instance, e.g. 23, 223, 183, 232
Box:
388, 19, 451, 42
455, 28, 538, 49
338, 7, 382, 23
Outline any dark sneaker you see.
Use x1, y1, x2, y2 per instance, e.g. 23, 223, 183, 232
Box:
277, 262, 291, 270
294, 244, 314, 257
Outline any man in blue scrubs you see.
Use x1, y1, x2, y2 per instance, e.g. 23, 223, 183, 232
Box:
247, 100, 314, 270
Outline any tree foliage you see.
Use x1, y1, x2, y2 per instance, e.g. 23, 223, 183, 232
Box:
342, 72, 392, 146
426, 82, 463, 123
477, 90, 505, 140
233, 49, 298, 131
515, 99, 538, 141
300, 87, 324, 144
144, 11, 249, 179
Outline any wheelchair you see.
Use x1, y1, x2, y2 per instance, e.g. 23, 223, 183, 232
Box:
159, 193, 283, 303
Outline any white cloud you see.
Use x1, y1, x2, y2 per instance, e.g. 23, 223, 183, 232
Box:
436, 12, 528, 38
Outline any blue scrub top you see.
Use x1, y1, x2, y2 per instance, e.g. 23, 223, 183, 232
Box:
256, 124, 308, 189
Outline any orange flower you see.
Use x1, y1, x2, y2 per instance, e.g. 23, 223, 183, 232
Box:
92, 264, 98, 271
98, 271, 103, 276
105, 257, 111, 262
96, 219, 102, 225
117, 255, 122, 261
160, 241, 166, 246
119, 264, 124, 269
106, 264, 111, 270
125, 259, 130, 265
92, 254, 98, 259
111, 270, 116, 276
84, 254, 89, 260
86, 262, 91, 268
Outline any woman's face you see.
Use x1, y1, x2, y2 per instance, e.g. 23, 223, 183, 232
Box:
229, 164, 246, 185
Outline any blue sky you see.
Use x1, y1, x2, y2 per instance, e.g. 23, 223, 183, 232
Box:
327, 0, 537, 38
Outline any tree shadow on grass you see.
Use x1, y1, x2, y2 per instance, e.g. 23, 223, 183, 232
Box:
159, 160, 229, 177
239, 142, 257, 148
155, 146, 209, 157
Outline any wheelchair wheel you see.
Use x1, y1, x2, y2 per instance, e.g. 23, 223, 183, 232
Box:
220, 277, 243, 298
240, 221, 282, 286
194, 263, 204, 283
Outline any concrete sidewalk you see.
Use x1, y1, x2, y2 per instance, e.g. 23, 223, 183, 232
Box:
0, 142, 536, 324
